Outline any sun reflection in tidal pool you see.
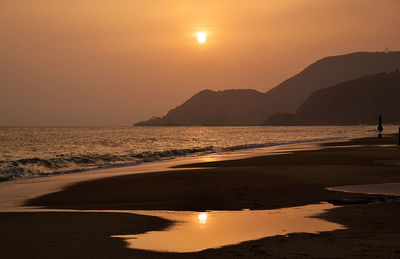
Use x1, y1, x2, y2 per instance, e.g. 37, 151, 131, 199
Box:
198, 212, 208, 224
112, 203, 346, 253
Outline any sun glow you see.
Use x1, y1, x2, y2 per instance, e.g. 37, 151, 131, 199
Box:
196, 31, 207, 44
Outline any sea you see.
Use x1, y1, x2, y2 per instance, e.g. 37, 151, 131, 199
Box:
0, 125, 397, 181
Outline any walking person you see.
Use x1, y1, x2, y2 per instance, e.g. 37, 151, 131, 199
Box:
377, 115, 383, 138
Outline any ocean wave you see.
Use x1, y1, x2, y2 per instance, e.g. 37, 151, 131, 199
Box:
0, 137, 340, 181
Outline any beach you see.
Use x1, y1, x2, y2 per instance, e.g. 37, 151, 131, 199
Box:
3, 1, 400, 257
1, 135, 400, 258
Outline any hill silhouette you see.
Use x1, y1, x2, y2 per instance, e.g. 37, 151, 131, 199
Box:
135, 51, 400, 126
264, 71, 400, 125
135, 89, 266, 125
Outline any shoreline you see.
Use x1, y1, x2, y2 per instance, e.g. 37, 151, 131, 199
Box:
1, 134, 400, 258
25, 135, 400, 211
0, 135, 345, 183
0, 137, 339, 210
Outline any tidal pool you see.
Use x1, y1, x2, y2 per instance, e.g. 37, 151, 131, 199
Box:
328, 183, 400, 196
112, 203, 345, 253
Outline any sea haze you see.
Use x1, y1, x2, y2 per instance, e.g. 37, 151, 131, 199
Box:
0, 126, 396, 181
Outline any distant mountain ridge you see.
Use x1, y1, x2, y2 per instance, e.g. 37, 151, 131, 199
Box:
264, 71, 400, 125
135, 51, 400, 126
136, 89, 266, 125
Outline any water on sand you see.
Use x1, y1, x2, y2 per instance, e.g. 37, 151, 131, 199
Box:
328, 183, 400, 196
112, 203, 345, 253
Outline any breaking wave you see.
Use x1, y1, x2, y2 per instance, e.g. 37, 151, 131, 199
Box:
0, 137, 339, 181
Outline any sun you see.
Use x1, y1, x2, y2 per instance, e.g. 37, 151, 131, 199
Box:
196, 31, 207, 44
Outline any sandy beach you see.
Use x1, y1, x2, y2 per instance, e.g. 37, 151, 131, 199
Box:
1, 135, 400, 258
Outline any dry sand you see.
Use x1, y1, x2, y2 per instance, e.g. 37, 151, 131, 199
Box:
1, 135, 400, 258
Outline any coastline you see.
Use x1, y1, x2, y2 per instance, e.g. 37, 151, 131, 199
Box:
1, 134, 400, 258
0, 134, 345, 182
26, 135, 400, 211
0, 139, 335, 210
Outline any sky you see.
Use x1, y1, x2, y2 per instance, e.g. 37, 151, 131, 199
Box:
1, 0, 400, 126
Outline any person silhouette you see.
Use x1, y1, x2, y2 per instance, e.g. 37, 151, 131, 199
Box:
377, 115, 383, 138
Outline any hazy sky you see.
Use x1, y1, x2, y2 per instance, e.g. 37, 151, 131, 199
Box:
1, 0, 399, 126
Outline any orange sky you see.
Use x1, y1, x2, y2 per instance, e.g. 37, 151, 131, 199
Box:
1, 0, 399, 125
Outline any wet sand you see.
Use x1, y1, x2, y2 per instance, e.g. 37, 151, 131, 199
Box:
0, 212, 171, 259
1, 135, 400, 258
